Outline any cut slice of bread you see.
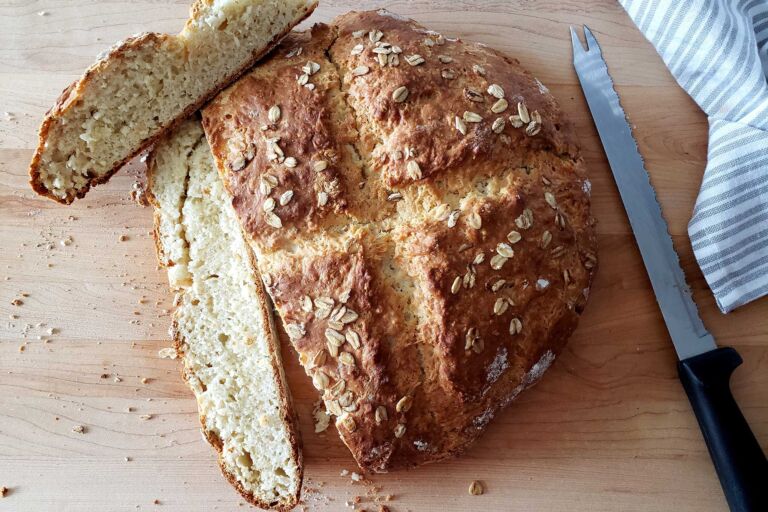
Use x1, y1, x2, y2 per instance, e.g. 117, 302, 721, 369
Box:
147, 119, 302, 510
30, 0, 317, 204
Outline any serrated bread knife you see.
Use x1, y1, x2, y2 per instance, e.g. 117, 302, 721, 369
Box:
571, 26, 768, 511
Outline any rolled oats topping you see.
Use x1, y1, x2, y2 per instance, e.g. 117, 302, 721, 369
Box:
280, 190, 294, 206
441, 69, 457, 80
405, 54, 425, 66
263, 197, 276, 212
264, 211, 282, 229
464, 88, 484, 104
463, 111, 483, 123
406, 160, 422, 179
311, 350, 327, 368
451, 276, 462, 294
487, 84, 505, 99
492, 117, 506, 133
447, 209, 460, 228
392, 85, 409, 103
375, 405, 388, 424
496, 243, 515, 258
325, 328, 345, 346
285, 322, 306, 340
493, 297, 510, 316
454, 116, 468, 135
467, 211, 482, 229
352, 65, 370, 76
509, 317, 523, 335
395, 395, 413, 413
340, 413, 357, 432
508, 114, 524, 128
515, 208, 534, 230
369, 29, 383, 43
517, 101, 531, 124
302, 61, 320, 75
490, 254, 508, 270
491, 98, 509, 114
472, 63, 486, 75
541, 230, 553, 248
312, 371, 330, 390
345, 329, 361, 350
268, 105, 281, 123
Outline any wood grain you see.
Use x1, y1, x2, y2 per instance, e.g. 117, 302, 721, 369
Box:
1, 1, 766, 511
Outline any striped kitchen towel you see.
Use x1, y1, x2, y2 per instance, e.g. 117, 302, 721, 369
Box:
619, 0, 768, 313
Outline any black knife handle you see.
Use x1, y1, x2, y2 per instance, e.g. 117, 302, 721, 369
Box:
678, 347, 768, 511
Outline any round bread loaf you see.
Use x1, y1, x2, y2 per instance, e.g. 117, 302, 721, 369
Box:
202, 9, 597, 472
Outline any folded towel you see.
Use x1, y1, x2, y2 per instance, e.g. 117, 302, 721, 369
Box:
620, 0, 768, 313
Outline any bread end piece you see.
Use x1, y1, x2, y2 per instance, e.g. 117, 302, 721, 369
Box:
30, 0, 317, 204
147, 119, 302, 509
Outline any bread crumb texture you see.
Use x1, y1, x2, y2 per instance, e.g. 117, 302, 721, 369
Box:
202, 10, 598, 472
147, 120, 301, 509
30, 0, 317, 203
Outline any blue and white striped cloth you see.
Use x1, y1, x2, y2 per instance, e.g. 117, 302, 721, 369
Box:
620, 0, 768, 313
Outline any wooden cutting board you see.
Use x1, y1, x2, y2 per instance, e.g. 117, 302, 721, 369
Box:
1, 1, 766, 511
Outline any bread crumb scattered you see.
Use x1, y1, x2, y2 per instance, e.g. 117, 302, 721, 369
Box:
351, 472, 363, 482
141, 377, 150, 384
119, 234, 129, 242
139, 414, 153, 421
158, 347, 177, 359
72, 425, 86, 434
312, 400, 330, 433
130, 182, 149, 206
0, 486, 7, 497
11, 299, 23, 306
468, 480, 484, 496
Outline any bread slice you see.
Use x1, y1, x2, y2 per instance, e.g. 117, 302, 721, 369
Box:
30, 0, 317, 204
147, 119, 302, 510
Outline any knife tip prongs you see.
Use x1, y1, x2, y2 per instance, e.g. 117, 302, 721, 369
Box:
570, 25, 602, 59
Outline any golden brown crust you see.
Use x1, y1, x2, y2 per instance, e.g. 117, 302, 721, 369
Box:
146, 129, 303, 510
203, 10, 598, 473
29, 1, 318, 204
330, 10, 581, 188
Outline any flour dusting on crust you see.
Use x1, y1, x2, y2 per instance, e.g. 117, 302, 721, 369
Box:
535, 78, 550, 94
486, 346, 509, 385
473, 350, 556, 429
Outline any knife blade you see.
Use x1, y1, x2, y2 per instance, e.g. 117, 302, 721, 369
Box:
571, 25, 768, 512
570, 25, 714, 361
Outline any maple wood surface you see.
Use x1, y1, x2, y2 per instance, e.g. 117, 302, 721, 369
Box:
1, 1, 766, 511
